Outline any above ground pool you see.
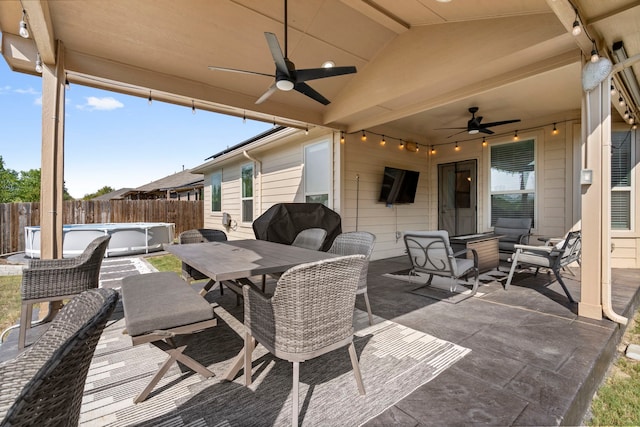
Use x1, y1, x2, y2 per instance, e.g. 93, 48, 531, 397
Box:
24, 223, 175, 258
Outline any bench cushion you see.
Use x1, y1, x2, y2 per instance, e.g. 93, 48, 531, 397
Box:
122, 272, 213, 337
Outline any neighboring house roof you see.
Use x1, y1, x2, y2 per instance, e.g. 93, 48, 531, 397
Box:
92, 188, 133, 200
122, 169, 204, 198
193, 126, 301, 173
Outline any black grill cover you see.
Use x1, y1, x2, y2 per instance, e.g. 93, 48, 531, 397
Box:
252, 203, 341, 251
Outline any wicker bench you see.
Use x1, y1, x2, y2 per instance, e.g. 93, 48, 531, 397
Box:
121, 272, 218, 403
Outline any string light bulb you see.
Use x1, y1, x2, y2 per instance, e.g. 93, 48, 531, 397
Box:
242, 111, 246, 124
629, 116, 635, 125
454, 142, 460, 151
431, 146, 436, 155
399, 140, 405, 150
65, 73, 70, 89
340, 131, 345, 144
19, 10, 29, 38
35, 53, 43, 73
148, 91, 152, 105
552, 123, 558, 135
513, 130, 519, 141
482, 137, 487, 147
361, 130, 367, 142
571, 12, 581, 36
380, 135, 386, 146
415, 145, 419, 153
611, 84, 617, 96
624, 110, 630, 120
632, 123, 637, 130
191, 100, 196, 115
590, 43, 599, 63
619, 96, 626, 107
305, 125, 309, 135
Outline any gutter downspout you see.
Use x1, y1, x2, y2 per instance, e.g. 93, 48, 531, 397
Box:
243, 150, 262, 215
596, 76, 627, 325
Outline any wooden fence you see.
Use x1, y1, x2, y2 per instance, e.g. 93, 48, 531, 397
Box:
0, 200, 203, 255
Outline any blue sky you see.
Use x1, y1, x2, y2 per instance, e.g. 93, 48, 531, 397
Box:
0, 60, 271, 199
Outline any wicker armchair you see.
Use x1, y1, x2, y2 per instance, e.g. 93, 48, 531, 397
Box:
328, 231, 376, 325
179, 229, 227, 283
0, 288, 118, 426
291, 228, 327, 250
242, 255, 367, 427
18, 234, 110, 349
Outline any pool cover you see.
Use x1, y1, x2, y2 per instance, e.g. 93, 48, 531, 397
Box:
252, 203, 341, 251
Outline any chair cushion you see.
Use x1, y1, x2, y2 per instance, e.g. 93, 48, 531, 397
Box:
122, 272, 213, 337
518, 251, 553, 268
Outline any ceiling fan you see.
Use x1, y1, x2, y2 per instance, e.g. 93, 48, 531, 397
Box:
436, 107, 521, 138
208, 0, 357, 105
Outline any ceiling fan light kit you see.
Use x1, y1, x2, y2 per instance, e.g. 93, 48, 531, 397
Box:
208, 0, 356, 105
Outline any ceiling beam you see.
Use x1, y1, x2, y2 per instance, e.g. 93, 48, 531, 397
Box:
22, 0, 56, 64
339, 0, 409, 34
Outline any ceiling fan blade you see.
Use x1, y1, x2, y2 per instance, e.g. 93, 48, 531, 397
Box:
479, 128, 494, 135
208, 66, 274, 78
479, 119, 521, 128
296, 66, 357, 82
255, 83, 277, 105
264, 32, 290, 76
294, 82, 330, 105
434, 127, 467, 130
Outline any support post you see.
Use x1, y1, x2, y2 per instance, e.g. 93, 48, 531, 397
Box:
39, 41, 65, 259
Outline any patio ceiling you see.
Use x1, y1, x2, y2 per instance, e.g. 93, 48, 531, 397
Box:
0, 0, 638, 142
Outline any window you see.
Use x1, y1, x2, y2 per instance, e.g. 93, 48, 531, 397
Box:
304, 140, 330, 206
611, 130, 634, 230
241, 163, 253, 222
210, 171, 221, 212
489, 139, 535, 226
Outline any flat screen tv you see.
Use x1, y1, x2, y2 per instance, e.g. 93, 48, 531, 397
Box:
378, 166, 420, 205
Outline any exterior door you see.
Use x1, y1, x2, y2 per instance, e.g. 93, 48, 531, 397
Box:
438, 160, 477, 236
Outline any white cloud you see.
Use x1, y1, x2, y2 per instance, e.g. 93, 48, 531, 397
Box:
34, 96, 42, 106
14, 87, 40, 95
77, 96, 124, 111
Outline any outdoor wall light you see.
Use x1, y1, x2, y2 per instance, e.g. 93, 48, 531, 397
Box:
19, 10, 29, 38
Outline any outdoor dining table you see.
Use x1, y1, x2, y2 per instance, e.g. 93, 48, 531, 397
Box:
166, 238, 339, 382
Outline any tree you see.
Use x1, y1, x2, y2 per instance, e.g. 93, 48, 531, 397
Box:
0, 156, 19, 203
0, 156, 74, 202
83, 186, 115, 200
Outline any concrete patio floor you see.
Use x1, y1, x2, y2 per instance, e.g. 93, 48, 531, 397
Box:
2, 253, 639, 426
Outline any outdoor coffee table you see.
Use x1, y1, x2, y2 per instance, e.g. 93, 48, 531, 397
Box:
449, 233, 501, 273
166, 239, 338, 382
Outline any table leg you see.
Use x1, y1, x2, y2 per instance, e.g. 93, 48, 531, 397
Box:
222, 337, 256, 384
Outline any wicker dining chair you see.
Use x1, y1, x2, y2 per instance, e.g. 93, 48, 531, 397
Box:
178, 229, 228, 282
0, 288, 118, 426
291, 228, 327, 251
328, 231, 377, 325
242, 254, 367, 427
18, 234, 111, 350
